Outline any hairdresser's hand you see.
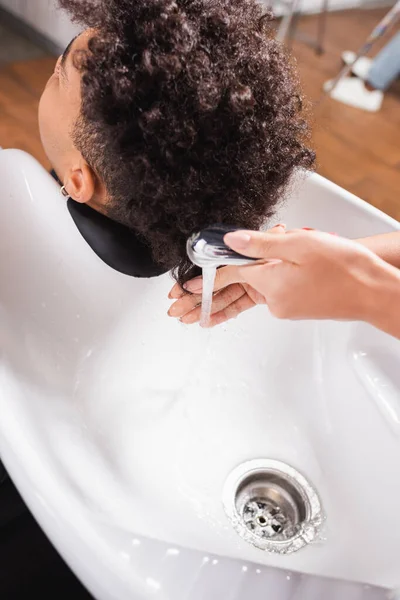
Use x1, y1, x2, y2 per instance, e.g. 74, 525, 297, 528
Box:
168, 224, 285, 325
168, 228, 400, 331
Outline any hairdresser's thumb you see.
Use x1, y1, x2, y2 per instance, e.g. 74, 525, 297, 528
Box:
224, 230, 290, 260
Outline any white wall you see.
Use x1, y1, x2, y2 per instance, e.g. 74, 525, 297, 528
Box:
0, 0, 390, 46
272, 0, 389, 16
0, 0, 79, 47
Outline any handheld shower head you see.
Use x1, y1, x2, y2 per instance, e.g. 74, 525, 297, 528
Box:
186, 225, 258, 269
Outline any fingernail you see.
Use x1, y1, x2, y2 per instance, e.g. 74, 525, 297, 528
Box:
184, 277, 203, 293
224, 231, 251, 250
302, 227, 315, 231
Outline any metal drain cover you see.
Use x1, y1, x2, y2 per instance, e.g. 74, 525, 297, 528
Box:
222, 459, 324, 555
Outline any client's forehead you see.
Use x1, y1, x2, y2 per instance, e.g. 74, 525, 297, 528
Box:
62, 29, 93, 76
60, 30, 92, 104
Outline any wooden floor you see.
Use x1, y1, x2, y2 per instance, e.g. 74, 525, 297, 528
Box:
292, 8, 400, 220
0, 56, 55, 166
0, 7, 399, 218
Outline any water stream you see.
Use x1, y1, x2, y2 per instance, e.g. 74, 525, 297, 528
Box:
200, 267, 217, 328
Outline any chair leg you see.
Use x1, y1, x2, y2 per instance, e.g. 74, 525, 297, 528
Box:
316, 0, 329, 54
276, 0, 302, 43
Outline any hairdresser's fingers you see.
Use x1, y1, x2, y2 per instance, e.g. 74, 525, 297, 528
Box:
179, 284, 246, 323
168, 292, 201, 317
168, 267, 244, 313
204, 293, 258, 328
265, 224, 287, 235
169, 282, 185, 300
224, 230, 302, 261
169, 282, 245, 319
169, 266, 242, 298
183, 265, 243, 294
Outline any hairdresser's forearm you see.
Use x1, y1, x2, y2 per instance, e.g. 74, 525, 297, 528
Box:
366, 262, 400, 339
357, 232, 400, 269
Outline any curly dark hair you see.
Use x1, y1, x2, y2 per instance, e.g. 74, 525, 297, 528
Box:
59, 0, 314, 282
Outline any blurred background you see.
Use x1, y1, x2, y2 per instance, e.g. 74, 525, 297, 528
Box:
0, 0, 399, 218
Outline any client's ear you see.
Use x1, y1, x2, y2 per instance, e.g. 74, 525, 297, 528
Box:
64, 160, 95, 204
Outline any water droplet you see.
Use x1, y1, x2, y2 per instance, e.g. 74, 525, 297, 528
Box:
146, 578, 160, 591
132, 538, 141, 547
119, 551, 130, 562
301, 524, 315, 543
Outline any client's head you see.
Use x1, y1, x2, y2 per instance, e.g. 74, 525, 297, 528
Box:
39, 0, 315, 282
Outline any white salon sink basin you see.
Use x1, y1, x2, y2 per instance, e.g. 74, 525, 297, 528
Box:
0, 149, 399, 600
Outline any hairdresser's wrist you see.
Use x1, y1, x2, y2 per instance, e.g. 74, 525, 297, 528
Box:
356, 233, 400, 269
361, 257, 400, 338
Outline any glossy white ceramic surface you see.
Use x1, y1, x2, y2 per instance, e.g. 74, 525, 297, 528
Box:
0, 149, 398, 599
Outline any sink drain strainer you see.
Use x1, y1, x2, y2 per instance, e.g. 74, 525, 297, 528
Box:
222, 459, 323, 555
